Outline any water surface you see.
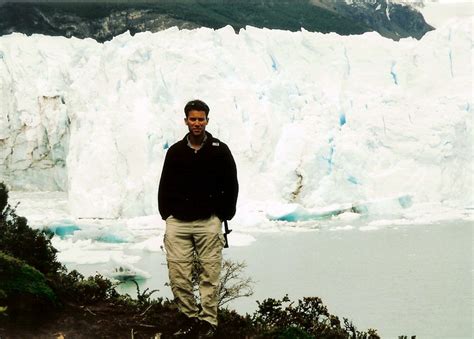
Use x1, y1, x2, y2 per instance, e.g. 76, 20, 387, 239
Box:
70, 221, 473, 339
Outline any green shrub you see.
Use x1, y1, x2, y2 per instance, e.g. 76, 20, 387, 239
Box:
279, 326, 314, 339
0, 251, 58, 318
0, 183, 62, 277
252, 295, 380, 339
216, 308, 254, 338
51, 269, 120, 304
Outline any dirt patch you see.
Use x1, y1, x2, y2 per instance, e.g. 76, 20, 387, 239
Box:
0, 302, 164, 339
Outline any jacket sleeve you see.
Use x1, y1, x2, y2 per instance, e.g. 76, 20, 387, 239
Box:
158, 149, 173, 220
218, 144, 239, 221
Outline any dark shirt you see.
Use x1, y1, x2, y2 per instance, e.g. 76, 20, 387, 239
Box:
158, 132, 238, 221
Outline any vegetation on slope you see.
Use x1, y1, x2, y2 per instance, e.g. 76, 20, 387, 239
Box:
0, 1, 372, 42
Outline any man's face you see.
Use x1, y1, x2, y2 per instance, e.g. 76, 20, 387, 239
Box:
185, 110, 208, 137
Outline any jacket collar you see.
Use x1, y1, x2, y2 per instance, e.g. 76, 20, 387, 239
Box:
184, 131, 213, 151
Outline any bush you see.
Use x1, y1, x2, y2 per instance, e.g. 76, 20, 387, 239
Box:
279, 326, 314, 339
51, 269, 120, 304
252, 295, 380, 339
0, 183, 124, 312
216, 308, 254, 338
0, 183, 62, 277
0, 251, 58, 319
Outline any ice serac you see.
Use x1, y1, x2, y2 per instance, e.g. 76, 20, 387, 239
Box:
0, 20, 472, 219
0, 36, 73, 190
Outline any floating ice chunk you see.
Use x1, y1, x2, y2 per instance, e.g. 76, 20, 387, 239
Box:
96, 233, 129, 243
71, 222, 134, 244
268, 195, 413, 222
58, 248, 122, 264
333, 211, 361, 221
46, 221, 80, 238
352, 194, 413, 215
52, 236, 140, 264
276, 222, 320, 232
130, 236, 163, 252
126, 214, 164, 230
267, 202, 353, 221
105, 255, 151, 281
106, 263, 151, 282
233, 200, 272, 230
266, 203, 299, 220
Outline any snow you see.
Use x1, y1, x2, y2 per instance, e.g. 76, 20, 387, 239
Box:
1, 18, 473, 273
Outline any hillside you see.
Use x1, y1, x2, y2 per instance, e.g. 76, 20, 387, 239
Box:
0, 0, 433, 42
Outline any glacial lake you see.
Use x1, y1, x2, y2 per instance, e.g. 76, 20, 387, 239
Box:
67, 221, 472, 339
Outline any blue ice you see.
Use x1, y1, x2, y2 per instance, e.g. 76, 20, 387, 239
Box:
97, 234, 128, 243
268, 194, 413, 222
269, 205, 353, 222
347, 175, 359, 184
323, 137, 335, 175
270, 55, 278, 71
390, 63, 398, 85
339, 112, 346, 126
398, 195, 413, 208
47, 223, 81, 238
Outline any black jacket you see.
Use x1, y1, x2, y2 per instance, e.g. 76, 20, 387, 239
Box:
158, 132, 238, 221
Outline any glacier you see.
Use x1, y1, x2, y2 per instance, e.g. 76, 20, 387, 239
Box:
0, 19, 472, 225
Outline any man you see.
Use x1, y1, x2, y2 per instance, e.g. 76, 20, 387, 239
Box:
158, 99, 238, 337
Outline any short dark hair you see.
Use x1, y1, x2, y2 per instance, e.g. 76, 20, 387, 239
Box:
184, 99, 210, 117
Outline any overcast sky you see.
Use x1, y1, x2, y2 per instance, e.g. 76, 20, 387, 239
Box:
420, 0, 473, 27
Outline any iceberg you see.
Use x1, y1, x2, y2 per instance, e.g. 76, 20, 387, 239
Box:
106, 262, 151, 282
46, 221, 81, 238
267, 194, 413, 222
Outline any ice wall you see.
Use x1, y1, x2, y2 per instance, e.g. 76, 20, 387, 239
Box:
0, 20, 472, 218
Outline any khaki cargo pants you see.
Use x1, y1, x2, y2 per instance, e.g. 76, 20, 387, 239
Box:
164, 215, 224, 326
